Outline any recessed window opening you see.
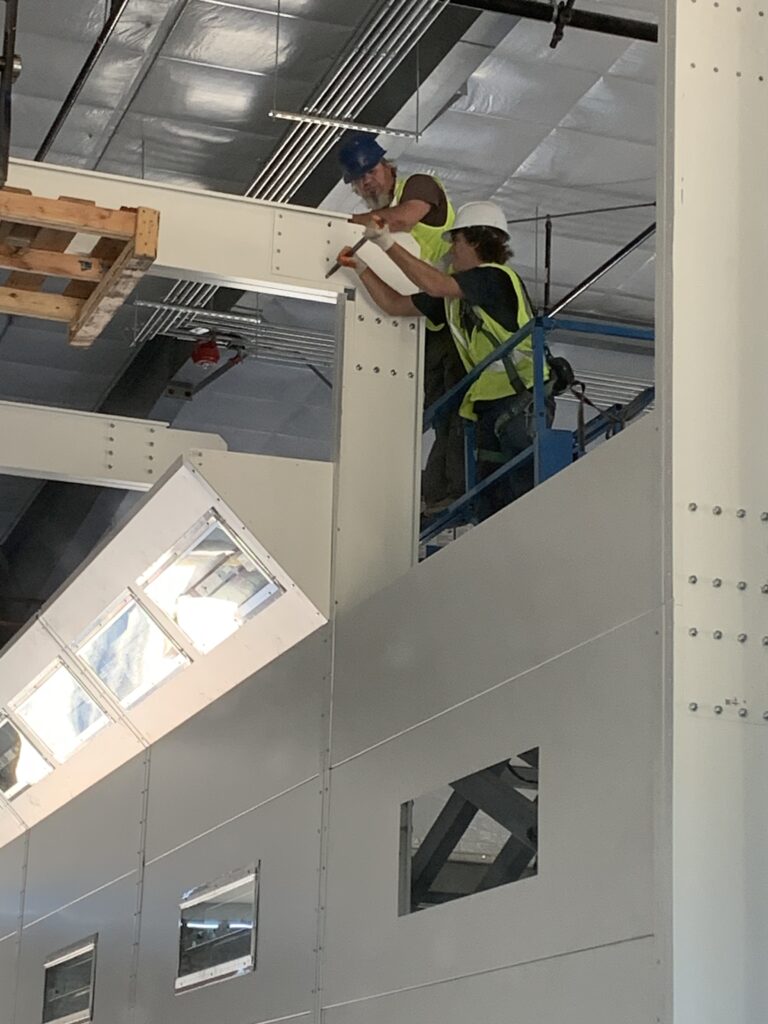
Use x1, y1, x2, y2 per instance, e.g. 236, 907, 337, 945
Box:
175, 864, 259, 992
12, 661, 108, 763
0, 715, 51, 800
399, 748, 539, 914
42, 935, 97, 1024
138, 511, 283, 654
76, 594, 189, 708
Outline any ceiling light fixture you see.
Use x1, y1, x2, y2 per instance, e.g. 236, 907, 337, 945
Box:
268, 110, 419, 140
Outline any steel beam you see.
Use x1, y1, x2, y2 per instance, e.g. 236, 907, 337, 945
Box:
450, 766, 538, 852
474, 831, 536, 892
0, 400, 226, 490
410, 791, 478, 907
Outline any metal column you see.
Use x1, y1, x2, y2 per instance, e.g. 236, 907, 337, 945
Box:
659, 0, 768, 1020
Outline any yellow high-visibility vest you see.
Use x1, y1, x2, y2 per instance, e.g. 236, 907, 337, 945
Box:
393, 176, 454, 267
444, 262, 547, 420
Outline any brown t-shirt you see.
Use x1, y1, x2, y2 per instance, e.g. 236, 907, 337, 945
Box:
398, 173, 448, 228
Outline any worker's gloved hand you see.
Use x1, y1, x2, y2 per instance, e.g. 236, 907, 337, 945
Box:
364, 215, 395, 251
337, 246, 368, 275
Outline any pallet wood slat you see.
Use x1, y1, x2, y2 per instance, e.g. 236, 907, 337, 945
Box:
0, 190, 160, 346
5, 196, 97, 292
69, 208, 160, 347
0, 245, 110, 282
0, 287, 84, 322
63, 236, 125, 300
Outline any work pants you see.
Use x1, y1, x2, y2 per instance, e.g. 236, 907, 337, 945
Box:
474, 392, 555, 522
422, 326, 466, 509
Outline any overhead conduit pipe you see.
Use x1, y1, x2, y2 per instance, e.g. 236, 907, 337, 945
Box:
34, 0, 133, 162
450, 0, 658, 44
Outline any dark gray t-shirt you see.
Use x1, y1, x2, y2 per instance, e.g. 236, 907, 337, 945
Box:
399, 174, 449, 228
411, 267, 523, 330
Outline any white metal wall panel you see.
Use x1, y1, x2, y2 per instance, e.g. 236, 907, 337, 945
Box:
135, 781, 321, 1024
332, 413, 660, 764
0, 836, 25, 942
15, 875, 138, 1024
322, 612, 660, 1006
322, 937, 658, 1024
0, 933, 20, 1022
22, 754, 147, 927
144, 626, 328, 862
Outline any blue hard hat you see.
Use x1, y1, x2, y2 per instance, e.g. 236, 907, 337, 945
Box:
338, 133, 387, 183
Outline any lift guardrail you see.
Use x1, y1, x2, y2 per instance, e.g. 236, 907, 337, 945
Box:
420, 315, 655, 543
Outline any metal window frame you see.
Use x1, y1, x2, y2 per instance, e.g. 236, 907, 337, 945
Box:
175, 864, 260, 993
73, 591, 191, 711
0, 712, 54, 801
42, 934, 98, 1024
7, 659, 110, 765
136, 510, 283, 650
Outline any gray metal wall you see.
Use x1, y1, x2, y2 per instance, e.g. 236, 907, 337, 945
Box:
0, 414, 662, 1024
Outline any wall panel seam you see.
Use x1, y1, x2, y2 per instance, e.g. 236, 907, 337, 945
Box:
331, 604, 663, 768
145, 773, 321, 866
321, 931, 656, 1009
22, 869, 136, 930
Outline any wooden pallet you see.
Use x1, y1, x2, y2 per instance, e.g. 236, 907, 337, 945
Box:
0, 187, 160, 348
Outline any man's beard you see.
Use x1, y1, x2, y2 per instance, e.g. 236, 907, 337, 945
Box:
359, 185, 395, 210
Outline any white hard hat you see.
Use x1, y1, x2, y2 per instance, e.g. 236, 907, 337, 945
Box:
444, 201, 509, 241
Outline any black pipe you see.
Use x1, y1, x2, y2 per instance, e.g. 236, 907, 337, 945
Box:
0, 0, 19, 186
543, 216, 553, 314
548, 222, 656, 318
451, 0, 658, 43
35, 0, 131, 161
509, 201, 656, 226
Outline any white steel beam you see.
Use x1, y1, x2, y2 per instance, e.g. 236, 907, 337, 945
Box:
659, 1, 768, 1021
0, 400, 226, 490
5, 159, 418, 298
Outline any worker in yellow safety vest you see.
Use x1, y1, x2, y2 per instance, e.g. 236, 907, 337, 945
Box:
336, 200, 553, 521
338, 134, 464, 515
339, 134, 455, 263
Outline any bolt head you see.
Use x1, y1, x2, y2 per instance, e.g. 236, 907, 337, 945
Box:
713, 505, 722, 515
738, 633, 747, 643
714, 705, 723, 715
762, 512, 768, 522
737, 508, 746, 518
712, 578, 722, 587
762, 584, 768, 595
713, 630, 723, 639
688, 627, 698, 637
763, 712, 768, 721
688, 575, 698, 584
688, 702, 699, 712
688, 502, 698, 511
737, 581, 747, 590
763, 637, 768, 646
739, 707, 748, 718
